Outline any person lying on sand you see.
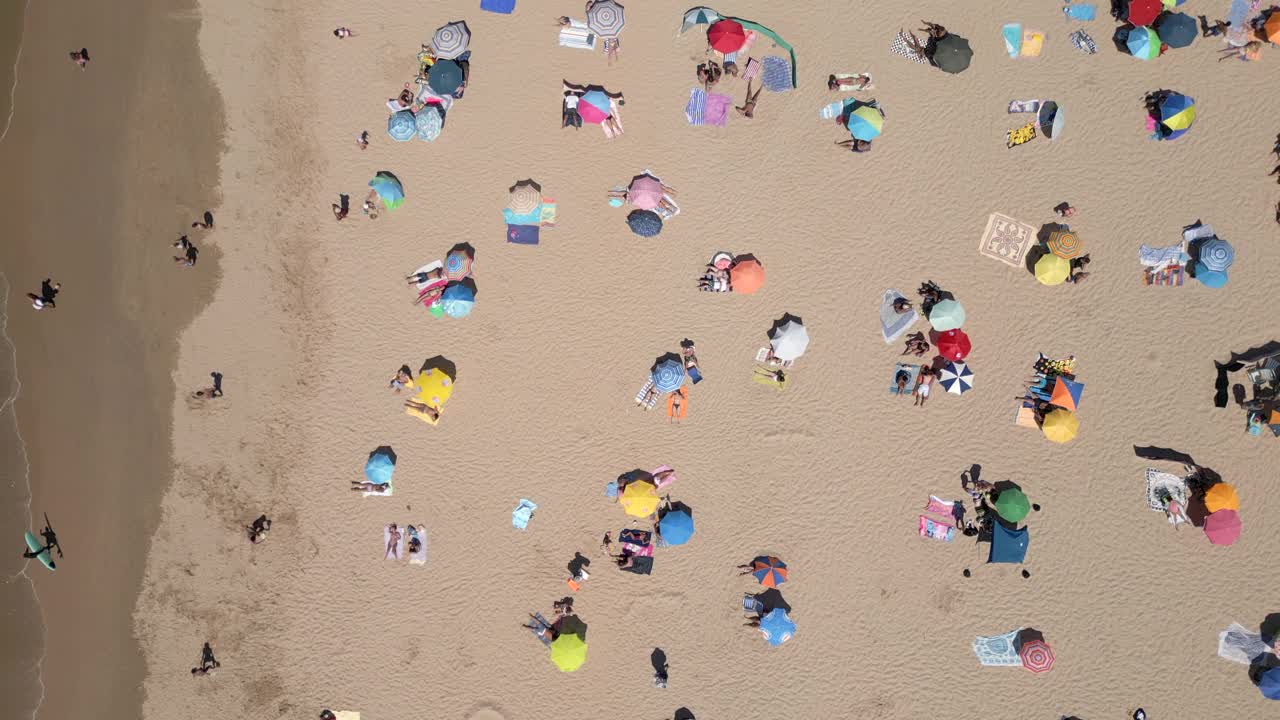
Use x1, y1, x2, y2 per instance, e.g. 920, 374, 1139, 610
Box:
735, 80, 763, 118
834, 138, 873, 153
636, 384, 659, 409
69, 48, 89, 69
696, 61, 722, 91
385, 523, 402, 559
893, 297, 913, 314
895, 369, 912, 394
403, 399, 441, 421
406, 525, 422, 555
333, 27, 355, 38
350, 481, 388, 493
828, 73, 871, 91
754, 367, 786, 383
902, 332, 930, 358
914, 367, 934, 407
918, 21, 948, 40
389, 365, 414, 393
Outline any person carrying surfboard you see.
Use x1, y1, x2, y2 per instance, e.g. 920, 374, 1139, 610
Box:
22, 514, 62, 569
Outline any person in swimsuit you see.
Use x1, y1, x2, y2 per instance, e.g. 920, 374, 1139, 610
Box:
388, 365, 413, 392
406, 525, 422, 555
192, 642, 220, 675
385, 523, 402, 559
914, 367, 934, 407
333, 27, 355, 38
403, 399, 441, 421
919, 21, 948, 40
734, 81, 763, 118
191, 211, 214, 229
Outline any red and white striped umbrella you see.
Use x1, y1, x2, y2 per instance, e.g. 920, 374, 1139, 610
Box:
1019, 639, 1055, 673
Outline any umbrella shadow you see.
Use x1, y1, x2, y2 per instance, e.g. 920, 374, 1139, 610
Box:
1132, 445, 1197, 466
992, 479, 1022, 494
674, 708, 696, 720
553, 613, 588, 640
658, 500, 693, 521
733, 252, 760, 266
752, 587, 791, 614
1260, 613, 1280, 645
420, 355, 457, 380
652, 352, 682, 371
449, 241, 476, 260
768, 313, 804, 338
650, 647, 668, 675
1112, 24, 1134, 54
1036, 222, 1068, 245
1025, 245, 1047, 276
509, 178, 541, 194
369, 445, 397, 465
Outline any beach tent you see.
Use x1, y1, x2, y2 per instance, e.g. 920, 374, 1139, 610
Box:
430, 21, 471, 60
936, 329, 971, 362
387, 110, 416, 142
758, 608, 795, 647
1035, 253, 1070, 285
549, 633, 588, 672
989, 523, 1029, 564
927, 299, 965, 331
1155, 12, 1197, 48
769, 318, 810, 361
1049, 377, 1084, 411
929, 33, 973, 74
587, 0, 625, 37
994, 488, 1031, 523
729, 257, 765, 294
1204, 483, 1240, 513
369, 171, 405, 210
750, 556, 787, 587
1204, 508, 1241, 545
620, 479, 660, 518
1041, 409, 1079, 443
651, 356, 687, 393
1157, 92, 1195, 140
627, 210, 663, 237
364, 447, 397, 485
657, 504, 695, 546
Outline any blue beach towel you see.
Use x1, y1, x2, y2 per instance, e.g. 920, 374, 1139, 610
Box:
481, 0, 515, 13
761, 56, 791, 92
503, 207, 542, 226
891, 364, 920, 394
1063, 3, 1096, 21
507, 224, 540, 245
512, 499, 537, 529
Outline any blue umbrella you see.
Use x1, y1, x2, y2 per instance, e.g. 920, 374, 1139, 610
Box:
1198, 237, 1234, 272
368, 171, 404, 209
938, 361, 974, 395
657, 507, 694, 545
1261, 667, 1280, 700
428, 59, 463, 95
758, 608, 795, 647
1194, 263, 1228, 288
580, 89, 612, 114
416, 106, 443, 142
651, 357, 686, 393
627, 210, 663, 237
364, 448, 396, 485
1155, 11, 1197, 48
1158, 92, 1195, 140
441, 282, 475, 318
387, 110, 416, 142
988, 523, 1029, 564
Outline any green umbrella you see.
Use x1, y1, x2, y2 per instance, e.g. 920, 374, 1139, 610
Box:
994, 488, 1031, 523
730, 18, 797, 88
549, 633, 588, 672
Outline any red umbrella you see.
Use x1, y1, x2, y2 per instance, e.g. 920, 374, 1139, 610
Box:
1126, 0, 1162, 26
707, 19, 746, 53
1019, 639, 1055, 673
936, 329, 971, 361
1204, 509, 1241, 546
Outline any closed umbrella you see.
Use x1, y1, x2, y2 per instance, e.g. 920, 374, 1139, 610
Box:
657, 506, 694, 545
428, 59, 463, 95
1046, 229, 1082, 259
1198, 237, 1234, 272
627, 174, 664, 210
751, 556, 788, 587
729, 258, 765, 294
1204, 508, 1241, 546
368, 171, 404, 209
1038, 101, 1064, 140
845, 102, 884, 141
651, 357, 686, 393
758, 608, 795, 647
1035, 253, 1070, 285
1127, 26, 1161, 60
620, 479, 660, 518
1194, 264, 1228, 288
507, 180, 542, 214
364, 447, 396, 485
627, 210, 663, 237
1155, 12, 1197, 48
549, 633, 588, 672
387, 110, 416, 142
445, 248, 473, 281
430, 21, 471, 60
587, 0, 625, 37
1019, 639, 1055, 673
930, 33, 973, 74
1204, 483, 1240, 513
415, 105, 443, 141
1127, 0, 1163, 26
707, 19, 746, 53
936, 329, 971, 362
927, 299, 965, 331
1041, 409, 1079, 443
938, 361, 974, 395
440, 282, 475, 318
680, 6, 722, 34
1158, 92, 1196, 140
769, 319, 810, 361
994, 488, 1031, 523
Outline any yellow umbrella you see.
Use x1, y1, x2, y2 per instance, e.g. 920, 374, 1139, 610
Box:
1204, 482, 1239, 513
412, 367, 453, 408
619, 480, 659, 518
1041, 409, 1079, 443
549, 633, 588, 672
1035, 253, 1070, 286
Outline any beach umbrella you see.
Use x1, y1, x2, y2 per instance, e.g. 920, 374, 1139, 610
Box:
387, 110, 416, 142
1198, 237, 1235, 272
680, 6, 722, 34
1259, 667, 1280, 700
1127, 26, 1161, 60
707, 19, 747, 53
440, 282, 475, 318
994, 488, 1031, 523
627, 210, 663, 237
730, 258, 765, 294
938, 361, 974, 395
364, 447, 396, 485
657, 507, 694, 546
1042, 409, 1079, 443
989, 523, 1029, 563
936, 329, 971, 362
1204, 508, 1241, 546
1019, 639, 1055, 673
1046, 228, 1082, 259
1157, 92, 1196, 140
1049, 377, 1084, 411
927, 299, 965, 331
1038, 101, 1064, 140
369, 171, 404, 210
930, 33, 973, 74
1265, 13, 1280, 44
549, 633, 588, 672
580, 89, 613, 114
415, 105, 443, 142
428, 59, 463, 95
577, 101, 609, 124
758, 608, 795, 647
445, 248, 473, 281
769, 319, 810, 362
1161, 0, 1186, 8
1126, 0, 1163, 26
1155, 12, 1197, 48
620, 479, 660, 518
1204, 483, 1240, 513
507, 180, 542, 214
845, 101, 884, 141
430, 21, 471, 60
1035, 253, 1070, 286
1194, 263, 1229, 288
587, 0, 625, 37
751, 556, 788, 587
627, 174, 664, 210
413, 365, 453, 407
651, 357, 686, 393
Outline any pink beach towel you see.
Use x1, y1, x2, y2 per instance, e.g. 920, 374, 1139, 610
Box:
926, 496, 957, 517
704, 93, 732, 127
651, 465, 678, 489
622, 542, 655, 557
918, 515, 955, 542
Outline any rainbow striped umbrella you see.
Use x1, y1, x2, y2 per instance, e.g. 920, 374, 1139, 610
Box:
751, 556, 788, 587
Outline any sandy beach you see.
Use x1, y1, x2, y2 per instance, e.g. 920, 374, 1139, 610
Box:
4, 0, 1280, 719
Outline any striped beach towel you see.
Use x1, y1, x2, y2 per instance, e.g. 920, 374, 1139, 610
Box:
890, 30, 929, 64
1138, 243, 1185, 268
635, 379, 658, 409
1069, 30, 1097, 54
761, 56, 792, 91
1145, 264, 1185, 286
741, 57, 760, 81
685, 88, 706, 125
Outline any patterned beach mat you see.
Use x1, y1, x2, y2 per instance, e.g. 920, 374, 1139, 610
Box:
979, 213, 1035, 267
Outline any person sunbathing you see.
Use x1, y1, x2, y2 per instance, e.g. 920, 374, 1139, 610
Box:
350, 481, 388, 493
385, 523, 402, 559
914, 367, 935, 407
405, 267, 443, 284
734, 80, 763, 118
893, 297, 913, 314
696, 61, 722, 91
895, 370, 912, 394
754, 367, 786, 383
902, 332, 930, 357
835, 138, 873, 153
636, 384, 658, 408
828, 73, 871, 91
388, 365, 414, 393
918, 21, 948, 40
403, 399, 441, 421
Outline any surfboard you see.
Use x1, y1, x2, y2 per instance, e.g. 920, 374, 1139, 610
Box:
24, 532, 55, 571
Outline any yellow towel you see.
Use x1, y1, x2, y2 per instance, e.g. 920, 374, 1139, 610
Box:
1006, 123, 1037, 148
1020, 31, 1044, 57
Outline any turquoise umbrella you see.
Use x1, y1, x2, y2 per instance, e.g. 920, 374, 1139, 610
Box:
1127, 26, 1160, 60
387, 110, 416, 142
368, 171, 404, 210
927, 299, 965, 331
416, 106, 443, 142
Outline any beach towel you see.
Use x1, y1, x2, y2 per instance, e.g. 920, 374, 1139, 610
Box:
1002, 24, 1023, 57
635, 379, 658, 409
1006, 123, 1037, 148
383, 525, 405, 560
408, 524, 428, 565
1069, 29, 1098, 54
333, 713, 360, 720
831, 73, 873, 91
512, 499, 537, 530
507, 224, 540, 245
1063, 3, 1096, 21
1014, 402, 1039, 428
666, 387, 688, 419
1020, 31, 1045, 57
1139, 243, 1186, 268
481, 0, 515, 13
704, 93, 732, 126
620, 555, 654, 575
761, 56, 792, 92
926, 496, 958, 517
1008, 99, 1041, 113
558, 25, 596, 50
973, 629, 1025, 666
819, 100, 844, 120
1144, 263, 1185, 286
623, 542, 655, 557
651, 465, 678, 490
538, 200, 557, 228
1219, 623, 1273, 665
503, 207, 542, 226
979, 212, 1035, 267
891, 364, 920, 394
524, 612, 553, 646
752, 368, 788, 389
741, 57, 761, 81
880, 289, 919, 343
685, 88, 706, 126
363, 482, 392, 498
890, 30, 930, 64
1145, 468, 1188, 512
918, 515, 955, 542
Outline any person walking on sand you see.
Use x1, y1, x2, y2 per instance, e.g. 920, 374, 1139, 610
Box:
734, 80, 763, 119
209, 371, 223, 398
69, 48, 89, 69
333, 27, 355, 38
332, 194, 349, 221
26, 278, 60, 310
192, 642, 220, 675
191, 211, 214, 229
356, 130, 369, 150
172, 236, 199, 267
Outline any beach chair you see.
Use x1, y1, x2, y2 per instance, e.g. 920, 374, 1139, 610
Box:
743, 594, 764, 614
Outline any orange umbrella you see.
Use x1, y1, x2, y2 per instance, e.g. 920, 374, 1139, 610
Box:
1204, 483, 1239, 513
730, 259, 765, 294
1264, 14, 1280, 44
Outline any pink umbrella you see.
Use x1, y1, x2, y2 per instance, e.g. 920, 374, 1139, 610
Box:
1204, 509, 1241, 546
578, 101, 609, 124
627, 175, 663, 210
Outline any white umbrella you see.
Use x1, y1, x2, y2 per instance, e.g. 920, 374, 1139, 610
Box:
939, 362, 973, 395
430, 21, 471, 60
769, 320, 809, 362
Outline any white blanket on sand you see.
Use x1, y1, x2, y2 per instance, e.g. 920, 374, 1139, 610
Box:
408, 524, 428, 565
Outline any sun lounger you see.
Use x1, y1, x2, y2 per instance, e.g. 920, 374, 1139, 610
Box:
741, 57, 761, 81
880, 289, 919, 343
890, 364, 920, 394
512, 499, 537, 530
408, 524, 427, 565
524, 612, 553, 646
383, 525, 405, 561
918, 515, 955, 542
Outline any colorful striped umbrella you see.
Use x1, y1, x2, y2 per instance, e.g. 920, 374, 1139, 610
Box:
1198, 237, 1234, 272
1035, 253, 1070, 285
1047, 229, 1082, 259
445, 248, 473, 281
1049, 377, 1083, 411
845, 102, 884, 141
1019, 639, 1055, 673
707, 19, 746, 53
939, 361, 974, 395
680, 7, 722, 34
751, 556, 788, 587
936, 329, 971, 362
1127, 26, 1160, 60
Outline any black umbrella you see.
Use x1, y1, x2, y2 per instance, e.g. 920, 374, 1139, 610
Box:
929, 33, 973, 74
